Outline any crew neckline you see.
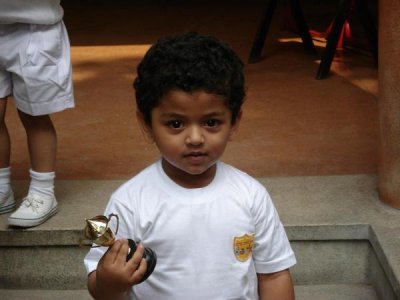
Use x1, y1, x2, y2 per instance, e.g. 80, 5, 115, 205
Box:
155, 159, 224, 203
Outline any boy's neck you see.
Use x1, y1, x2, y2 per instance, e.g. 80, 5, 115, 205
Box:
161, 159, 217, 189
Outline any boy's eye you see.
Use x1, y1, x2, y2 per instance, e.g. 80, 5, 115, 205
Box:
168, 120, 183, 129
204, 119, 220, 127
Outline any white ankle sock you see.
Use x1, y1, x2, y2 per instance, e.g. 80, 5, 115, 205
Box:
0, 167, 11, 198
28, 169, 55, 198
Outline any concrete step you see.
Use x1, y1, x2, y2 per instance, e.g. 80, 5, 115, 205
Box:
0, 284, 379, 300
0, 289, 92, 300
295, 284, 379, 300
0, 175, 399, 299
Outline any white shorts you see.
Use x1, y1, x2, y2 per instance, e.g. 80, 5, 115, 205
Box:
0, 21, 74, 116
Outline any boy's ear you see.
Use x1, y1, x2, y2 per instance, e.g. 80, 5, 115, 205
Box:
136, 111, 154, 143
229, 110, 242, 141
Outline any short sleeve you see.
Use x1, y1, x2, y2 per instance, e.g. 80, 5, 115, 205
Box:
251, 187, 296, 274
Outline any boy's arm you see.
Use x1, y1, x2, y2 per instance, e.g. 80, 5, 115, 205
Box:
257, 269, 295, 300
87, 240, 147, 300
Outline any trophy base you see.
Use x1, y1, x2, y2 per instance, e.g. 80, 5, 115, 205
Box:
127, 239, 157, 283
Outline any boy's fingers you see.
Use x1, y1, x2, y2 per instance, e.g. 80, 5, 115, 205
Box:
104, 240, 124, 264
126, 243, 145, 273
115, 239, 130, 264
129, 258, 147, 283
102, 240, 122, 265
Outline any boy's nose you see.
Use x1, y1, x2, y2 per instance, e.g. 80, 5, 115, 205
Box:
185, 126, 204, 145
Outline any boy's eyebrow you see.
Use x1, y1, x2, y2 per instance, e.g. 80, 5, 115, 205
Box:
159, 112, 185, 118
160, 111, 228, 118
202, 111, 228, 118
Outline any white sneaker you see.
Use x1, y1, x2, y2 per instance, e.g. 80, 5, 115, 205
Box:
0, 190, 16, 214
8, 194, 58, 227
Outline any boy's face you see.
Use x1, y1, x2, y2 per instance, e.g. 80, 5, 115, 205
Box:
137, 89, 241, 188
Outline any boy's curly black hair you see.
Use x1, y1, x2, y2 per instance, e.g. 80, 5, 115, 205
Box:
133, 32, 245, 126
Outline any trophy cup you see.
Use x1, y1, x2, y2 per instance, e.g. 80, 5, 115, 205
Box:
81, 213, 157, 283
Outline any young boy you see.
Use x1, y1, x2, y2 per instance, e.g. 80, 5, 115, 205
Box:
0, 0, 74, 227
84, 32, 296, 300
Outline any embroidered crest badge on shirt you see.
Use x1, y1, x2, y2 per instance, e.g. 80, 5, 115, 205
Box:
233, 233, 255, 262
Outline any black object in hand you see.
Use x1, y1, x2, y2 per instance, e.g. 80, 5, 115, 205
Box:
126, 239, 157, 283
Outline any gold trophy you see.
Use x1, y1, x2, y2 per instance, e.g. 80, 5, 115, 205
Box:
81, 213, 157, 283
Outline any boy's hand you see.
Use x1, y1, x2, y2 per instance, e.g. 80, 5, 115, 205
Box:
92, 239, 147, 299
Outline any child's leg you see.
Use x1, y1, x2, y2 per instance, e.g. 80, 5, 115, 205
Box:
8, 110, 58, 227
0, 97, 11, 168
17, 110, 56, 198
0, 97, 15, 213
17, 110, 57, 173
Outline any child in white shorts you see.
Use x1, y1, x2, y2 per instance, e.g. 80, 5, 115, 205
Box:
0, 0, 75, 227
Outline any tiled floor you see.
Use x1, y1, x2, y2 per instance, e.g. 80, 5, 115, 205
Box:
5, 1, 378, 180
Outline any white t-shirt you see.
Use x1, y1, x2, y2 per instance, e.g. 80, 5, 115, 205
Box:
0, 0, 63, 24
84, 160, 296, 300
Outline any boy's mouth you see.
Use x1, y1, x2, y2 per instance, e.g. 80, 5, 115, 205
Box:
184, 152, 207, 158
183, 152, 208, 164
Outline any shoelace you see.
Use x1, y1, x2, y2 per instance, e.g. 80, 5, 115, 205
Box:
22, 196, 44, 213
